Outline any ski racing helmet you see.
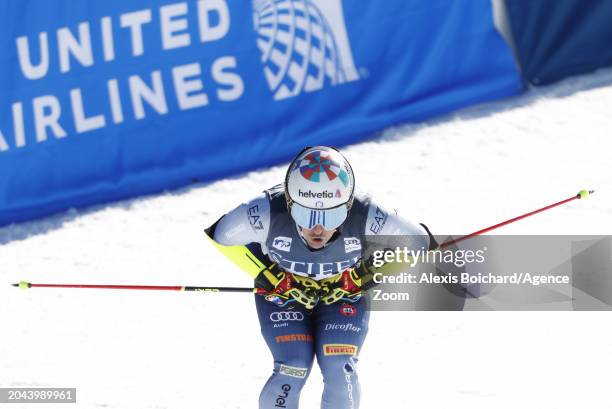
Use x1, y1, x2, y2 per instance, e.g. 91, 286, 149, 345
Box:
284, 146, 355, 230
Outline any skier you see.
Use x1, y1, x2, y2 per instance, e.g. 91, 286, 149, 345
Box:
205, 146, 433, 409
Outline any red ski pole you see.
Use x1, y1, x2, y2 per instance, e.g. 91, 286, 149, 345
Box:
11, 281, 260, 292
439, 189, 594, 248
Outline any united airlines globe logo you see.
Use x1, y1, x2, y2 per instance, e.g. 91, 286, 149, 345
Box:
252, 0, 360, 100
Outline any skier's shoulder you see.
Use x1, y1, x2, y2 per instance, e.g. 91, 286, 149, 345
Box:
209, 189, 272, 246
359, 193, 427, 237
264, 183, 284, 198
263, 184, 288, 213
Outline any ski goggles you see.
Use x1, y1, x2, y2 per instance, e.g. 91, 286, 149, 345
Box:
289, 201, 349, 230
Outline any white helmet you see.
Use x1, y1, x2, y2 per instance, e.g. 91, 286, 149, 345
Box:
285, 146, 355, 229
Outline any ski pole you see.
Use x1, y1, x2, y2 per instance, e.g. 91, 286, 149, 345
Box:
11, 189, 594, 292
11, 281, 262, 293
438, 189, 594, 248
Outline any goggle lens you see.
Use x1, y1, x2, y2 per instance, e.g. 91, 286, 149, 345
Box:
289, 202, 348, 230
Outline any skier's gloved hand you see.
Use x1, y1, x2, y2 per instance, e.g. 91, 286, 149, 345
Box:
256, 269, 320, 310
318, 269, 362, 305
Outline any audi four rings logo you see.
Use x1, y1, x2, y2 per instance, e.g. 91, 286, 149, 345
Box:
270, 312, 305, 322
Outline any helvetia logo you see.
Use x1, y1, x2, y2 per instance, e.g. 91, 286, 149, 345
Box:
252, 0, 360, 100
298, 189, 334, 199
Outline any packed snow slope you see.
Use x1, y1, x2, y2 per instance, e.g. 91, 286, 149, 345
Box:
1, 68, 612, 409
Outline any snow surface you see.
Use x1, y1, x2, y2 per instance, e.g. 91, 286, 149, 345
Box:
1, 68, 612, 409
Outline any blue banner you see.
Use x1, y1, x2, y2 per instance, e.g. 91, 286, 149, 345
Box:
505, 0, 612, 85
0, 0, 521, 225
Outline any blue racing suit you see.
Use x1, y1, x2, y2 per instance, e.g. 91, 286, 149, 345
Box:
211, 185, 429, 409
255, 294, 368, 409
